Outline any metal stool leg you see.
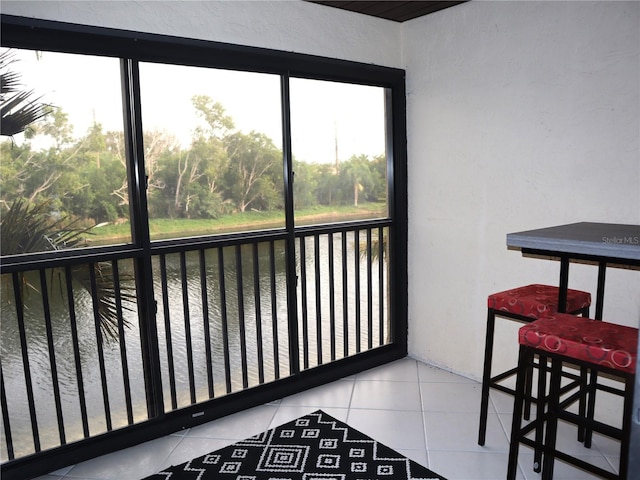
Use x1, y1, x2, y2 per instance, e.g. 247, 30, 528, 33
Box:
478, 309, 495, 446
507, 345, 530, 480
523, 354, 533, 421
541, 358, 562, 480
579, 303, 596, 448
619, 375, 634, 480
533, 353, 547, 473
479, 309, 538, 446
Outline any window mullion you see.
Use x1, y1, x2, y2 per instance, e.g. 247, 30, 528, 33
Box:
280, 73, 300, 376
120, 58, 164, 418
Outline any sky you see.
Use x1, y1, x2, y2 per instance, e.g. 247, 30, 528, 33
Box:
6, 48, 386, 164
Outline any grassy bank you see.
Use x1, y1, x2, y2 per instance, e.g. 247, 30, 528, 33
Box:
87, 203, 386, 243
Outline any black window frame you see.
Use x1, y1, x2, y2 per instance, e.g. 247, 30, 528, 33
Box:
0, 13, 408, 480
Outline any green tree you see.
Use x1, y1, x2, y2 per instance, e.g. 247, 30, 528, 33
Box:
192, 94, 234, 137
222, 131, 282, 212
339, 154, 374, 207
105, 130, 130, 210
292, 160, 317, 209
154, 95, 235, 219
0, 138, 35, 209
55, 121, 126, 223
368, 154, 387, 203
314, 163, 343, 206
140, 131, 181, 217
186, 135, 228, 218
152, 148, 188, 218
14, 107, 86, 215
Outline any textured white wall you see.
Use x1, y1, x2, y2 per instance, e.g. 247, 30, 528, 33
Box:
403, 1, 640, 378
0, 0, 402, 67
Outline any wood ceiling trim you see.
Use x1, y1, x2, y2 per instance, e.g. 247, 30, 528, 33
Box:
307, 1, 468, 22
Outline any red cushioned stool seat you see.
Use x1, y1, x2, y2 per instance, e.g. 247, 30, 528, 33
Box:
519, 314, 637, 375
507, 314, 637, 479
478, 285, 591, 447
488, 284, 591, 318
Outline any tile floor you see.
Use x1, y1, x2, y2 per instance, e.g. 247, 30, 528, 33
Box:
34, 357, 621, 480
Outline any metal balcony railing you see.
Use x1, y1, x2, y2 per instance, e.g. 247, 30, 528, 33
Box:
0, 224, 392, 475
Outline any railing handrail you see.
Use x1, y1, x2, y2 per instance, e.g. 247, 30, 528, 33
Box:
1, 218, 393, 274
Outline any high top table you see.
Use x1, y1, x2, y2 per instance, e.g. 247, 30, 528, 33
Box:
506, 222, 640, 479
506, 222, 640, 319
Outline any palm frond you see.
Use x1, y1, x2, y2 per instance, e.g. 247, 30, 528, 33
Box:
0, 198, 89, 255
1, 90, 48, 136
0, 49, 49, 137
71, 262, 136, 343
358, 232, 387, 262
1, 71, 21, 94
1, 199, 136, 341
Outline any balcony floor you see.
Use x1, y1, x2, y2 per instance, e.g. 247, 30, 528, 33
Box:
35, 357, 620, 480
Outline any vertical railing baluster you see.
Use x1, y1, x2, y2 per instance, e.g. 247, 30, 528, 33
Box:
218, 248, 232, 394
12, 273, 40, 452
64, 266, 89, 437
367, 228, 373, 350
88, 263, 112, 431
179, 252, 196, 404
341, 232, 349, 357
235, 245, 249, 389
1, 361, 14, 460
39, 269, 66, 445
328, 232, 336, 361
159, 254, 177, 410
252, 243, 265, 384
378, 227, 385, 346
314, 234, 322, 365
111, 261, 133, 424
299, 236, 309, 369
269, 241, 280, 380
199, 249, 215, 399
354, 229, 361, 353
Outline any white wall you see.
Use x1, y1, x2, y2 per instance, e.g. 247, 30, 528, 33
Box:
404, 1, 640, 379
0, 0, 402, 68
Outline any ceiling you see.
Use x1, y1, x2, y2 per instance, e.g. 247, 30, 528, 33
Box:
307, 1, 468, 22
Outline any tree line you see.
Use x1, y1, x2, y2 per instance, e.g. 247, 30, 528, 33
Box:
0, 95, 386, 227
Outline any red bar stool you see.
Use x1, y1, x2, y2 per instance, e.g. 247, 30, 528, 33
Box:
507, 314, 636, 480
478, 284, 591, 446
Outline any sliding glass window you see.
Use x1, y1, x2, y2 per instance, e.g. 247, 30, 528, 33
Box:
138, 63, 284, 240
290, 78, 388, 227
0, 48, 130, 252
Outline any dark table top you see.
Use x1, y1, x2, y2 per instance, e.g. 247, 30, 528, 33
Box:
506, 222, 640, 261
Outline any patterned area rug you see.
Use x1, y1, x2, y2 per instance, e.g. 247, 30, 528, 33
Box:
144, 410, 446, 479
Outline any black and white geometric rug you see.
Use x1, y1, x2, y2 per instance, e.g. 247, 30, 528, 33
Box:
144, 410, 446, 479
